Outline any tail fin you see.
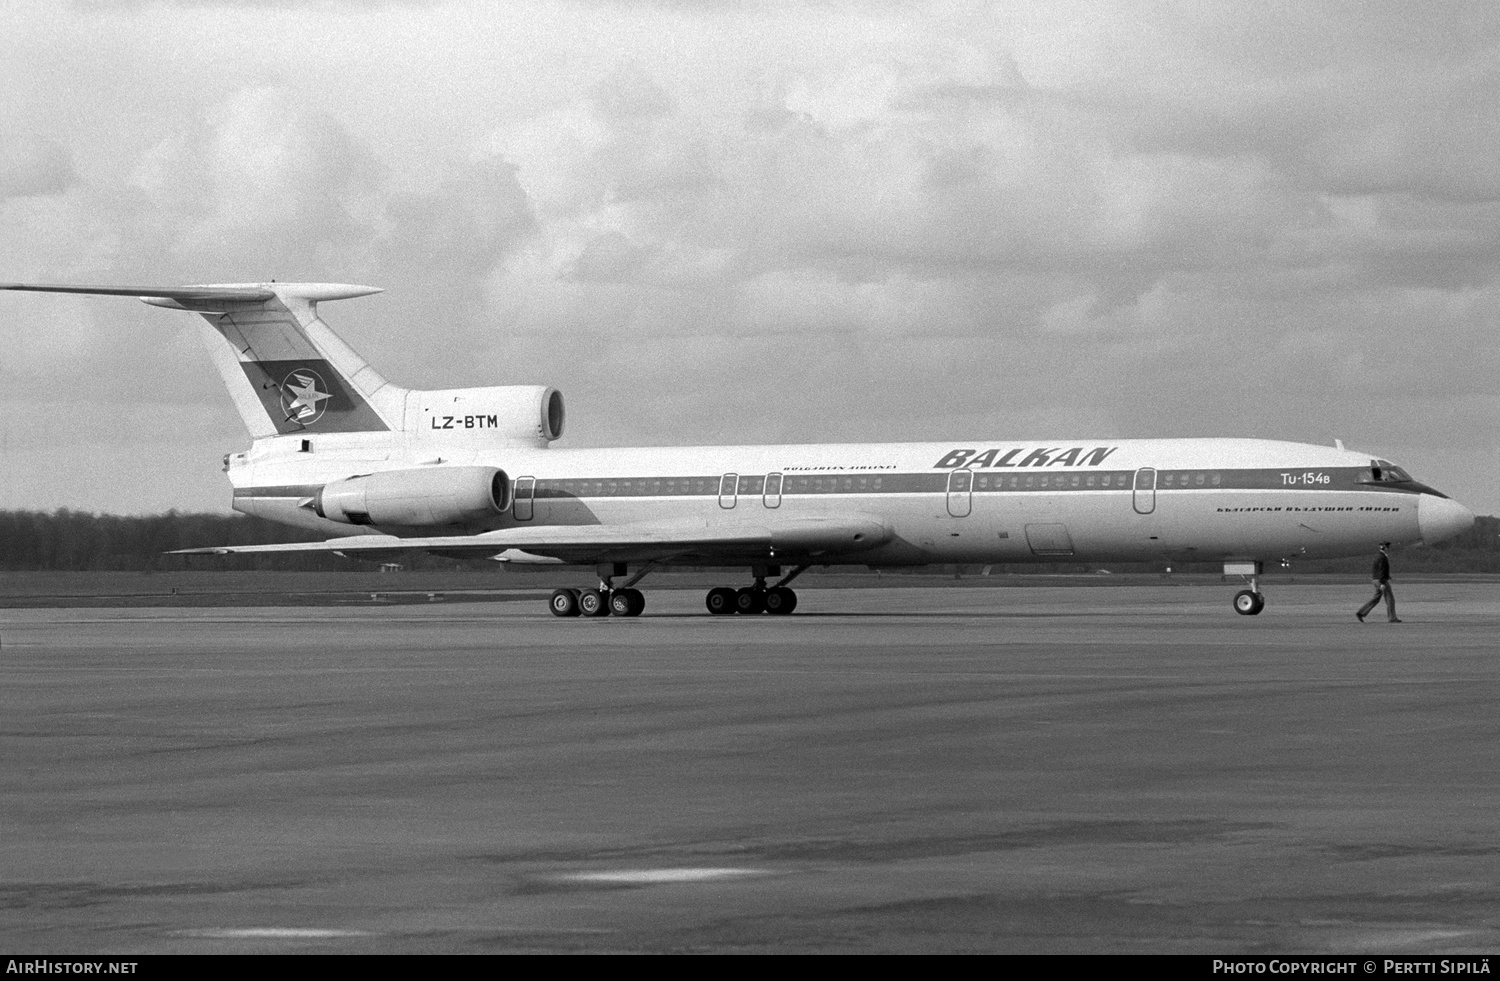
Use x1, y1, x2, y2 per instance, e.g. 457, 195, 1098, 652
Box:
1, 282, 403, 437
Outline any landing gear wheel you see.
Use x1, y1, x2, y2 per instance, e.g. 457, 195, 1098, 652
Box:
764, 586, 797, 615
578, 588, 611, 617
609, 588, 645, 617
1233, 590, 1265, 616
549, 588, 580, 618
735, 587, 766, 615
706, 587, 737, 615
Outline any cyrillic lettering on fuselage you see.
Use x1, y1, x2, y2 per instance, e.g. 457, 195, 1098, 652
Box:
935, 446, 1118, 469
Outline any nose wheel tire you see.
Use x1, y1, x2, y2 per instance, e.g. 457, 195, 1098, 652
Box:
1233, 590, 1265, 616
549, 588, 580, 617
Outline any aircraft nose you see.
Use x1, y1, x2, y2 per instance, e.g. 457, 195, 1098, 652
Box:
1418, 494, 1475, 545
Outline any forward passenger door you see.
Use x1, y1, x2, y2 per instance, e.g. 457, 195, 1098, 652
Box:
946, 469, 973, 517
1132, 468, 1156, 515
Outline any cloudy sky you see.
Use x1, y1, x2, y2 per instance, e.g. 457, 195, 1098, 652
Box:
2, 0, 1498, 515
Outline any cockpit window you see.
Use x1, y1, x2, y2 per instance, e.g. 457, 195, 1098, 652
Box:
1366, 459, 1413, 483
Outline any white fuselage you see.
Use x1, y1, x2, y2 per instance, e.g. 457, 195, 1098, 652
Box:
227, 434, 1466, 567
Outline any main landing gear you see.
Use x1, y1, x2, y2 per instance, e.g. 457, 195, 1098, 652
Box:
547, 563, 811, 618
549, 562, 649, 618
548, 586, 646, 618
706, 565, 807, 616
1225, 560, 1266, 616
705, 585, 797, 615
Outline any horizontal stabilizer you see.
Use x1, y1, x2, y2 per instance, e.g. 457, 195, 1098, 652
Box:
4, 280, 398, 436
171, 515, 892, 564
0, 282, 382, 306
0, 282, 276, 303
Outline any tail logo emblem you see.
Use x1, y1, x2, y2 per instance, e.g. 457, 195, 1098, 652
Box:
279, 368, 332, 425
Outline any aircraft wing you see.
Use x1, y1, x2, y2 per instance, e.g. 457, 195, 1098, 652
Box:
170, 514, 892, 564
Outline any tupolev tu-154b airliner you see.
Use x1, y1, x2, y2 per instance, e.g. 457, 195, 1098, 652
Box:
1, 281, 1476, 618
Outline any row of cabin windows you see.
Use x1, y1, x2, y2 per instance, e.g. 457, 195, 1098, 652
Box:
784, 475, 881, 493
537, 477, 745, 498
1158, 472, 1223, 488
530, 471, 1228, 498
976, 472, 1221, 490
536, 475, 865, 497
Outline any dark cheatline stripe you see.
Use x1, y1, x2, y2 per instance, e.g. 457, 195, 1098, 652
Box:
527, 467, 1432, 499
237, 467, 1435, 501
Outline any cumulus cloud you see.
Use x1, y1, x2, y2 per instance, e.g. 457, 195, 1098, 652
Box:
0, 136, 77, 200
122, 86, 384, 276
75, 0, 444, 9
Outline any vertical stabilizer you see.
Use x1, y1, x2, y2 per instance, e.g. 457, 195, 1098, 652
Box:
0, 282, 404, 438
179, 284, 404, 437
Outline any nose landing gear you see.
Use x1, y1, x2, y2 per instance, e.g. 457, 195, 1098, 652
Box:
1226, 560, 1266, 616
1232, 589, 1265, 616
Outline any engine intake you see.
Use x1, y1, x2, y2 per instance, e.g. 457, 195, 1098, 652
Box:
316, 466, 511, 527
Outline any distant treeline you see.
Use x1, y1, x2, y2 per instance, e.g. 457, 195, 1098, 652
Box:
0, 510, 462, 571
0, 508, 1496, 574
1296, 514, 1500, 574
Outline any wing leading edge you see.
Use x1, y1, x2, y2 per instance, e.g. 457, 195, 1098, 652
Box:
171, 514, 893, 564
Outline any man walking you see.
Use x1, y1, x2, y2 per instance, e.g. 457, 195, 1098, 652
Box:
1357, 542, 1401, 623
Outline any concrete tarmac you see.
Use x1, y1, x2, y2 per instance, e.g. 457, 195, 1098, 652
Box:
4, 582, 1499, 954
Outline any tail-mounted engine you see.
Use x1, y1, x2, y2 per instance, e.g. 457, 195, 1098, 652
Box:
316, 466, 511, 527
409, 385, 564, 447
